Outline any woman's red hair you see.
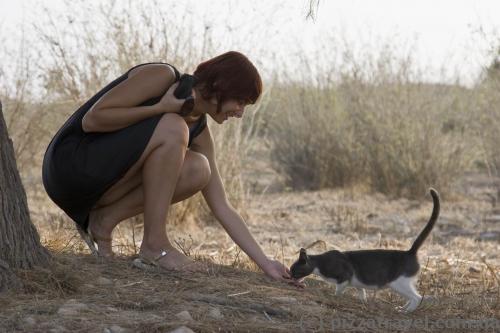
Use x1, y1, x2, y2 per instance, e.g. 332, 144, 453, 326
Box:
194, 51, 262, 111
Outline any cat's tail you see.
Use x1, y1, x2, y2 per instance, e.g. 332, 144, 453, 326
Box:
408, 188, 440, 255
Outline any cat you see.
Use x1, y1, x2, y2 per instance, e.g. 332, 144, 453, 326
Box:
290, 188, 440, 312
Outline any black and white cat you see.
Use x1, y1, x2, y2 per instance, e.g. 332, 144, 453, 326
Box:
290, 188, 440, 312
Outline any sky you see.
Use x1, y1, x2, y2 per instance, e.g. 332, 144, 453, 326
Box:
0, 0, 499, 86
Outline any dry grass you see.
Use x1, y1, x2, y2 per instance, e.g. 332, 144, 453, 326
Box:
265, 47, 484, 198
2, 180, 500, 332
474, 73, 500, 176
1, 253, 496, 333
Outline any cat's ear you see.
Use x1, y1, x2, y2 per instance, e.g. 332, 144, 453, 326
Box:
299, 248, 308, 262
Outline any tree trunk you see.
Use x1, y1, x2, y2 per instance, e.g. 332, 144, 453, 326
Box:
0, 101, 50, 291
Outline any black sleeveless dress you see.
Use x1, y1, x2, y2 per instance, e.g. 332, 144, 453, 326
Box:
42, 63, 206, 231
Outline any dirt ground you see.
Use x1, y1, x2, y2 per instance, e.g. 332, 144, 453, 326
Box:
1, 172, 499, 332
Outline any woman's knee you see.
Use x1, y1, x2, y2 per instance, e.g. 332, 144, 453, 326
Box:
186, 152, 211, 189
153, 113, 189, 147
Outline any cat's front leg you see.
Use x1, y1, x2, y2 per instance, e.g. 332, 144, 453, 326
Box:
358, 288, 367, 303
389, 276, 422, 313
335, 281, 348, 295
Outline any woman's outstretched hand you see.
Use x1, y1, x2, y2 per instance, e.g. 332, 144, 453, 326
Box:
262, 259, 305, 288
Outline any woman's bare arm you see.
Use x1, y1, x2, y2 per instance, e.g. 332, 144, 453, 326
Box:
190, 128, 270, 268
191, 127, 303, 286
82, 64, 183, 133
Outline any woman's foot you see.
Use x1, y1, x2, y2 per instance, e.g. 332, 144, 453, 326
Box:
139, 246, 207, 272
87, 209, 114, 257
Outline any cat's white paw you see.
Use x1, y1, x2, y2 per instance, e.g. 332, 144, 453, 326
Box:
395, 303, 409, 313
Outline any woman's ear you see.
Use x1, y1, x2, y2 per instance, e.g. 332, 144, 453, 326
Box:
209, 96, 218, 105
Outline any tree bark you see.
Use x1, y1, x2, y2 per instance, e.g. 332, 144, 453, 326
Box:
0, 101, 50, 291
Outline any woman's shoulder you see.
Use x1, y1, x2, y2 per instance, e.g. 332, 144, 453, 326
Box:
127, 62, 180, 81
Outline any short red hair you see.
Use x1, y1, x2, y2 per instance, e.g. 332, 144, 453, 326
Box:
194, 51, 262, 111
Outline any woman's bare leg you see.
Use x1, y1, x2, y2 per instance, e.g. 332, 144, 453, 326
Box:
92, 150, 210, 223
90, 150, 211, 232
89, 150, 210, 250
87, 114, 211, 269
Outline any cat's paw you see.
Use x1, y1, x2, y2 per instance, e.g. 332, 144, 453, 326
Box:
395, 306, 408, 313
395, 301, 411, 313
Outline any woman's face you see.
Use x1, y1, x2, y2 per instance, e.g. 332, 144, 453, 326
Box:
207, 98, 248, 124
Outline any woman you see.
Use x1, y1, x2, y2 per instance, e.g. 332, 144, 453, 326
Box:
42, 51, 296, 285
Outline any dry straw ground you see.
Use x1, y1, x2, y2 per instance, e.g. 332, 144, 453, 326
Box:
1, 173, 499, 333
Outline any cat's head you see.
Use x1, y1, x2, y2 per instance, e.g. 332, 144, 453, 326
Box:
290, 248, 315, 279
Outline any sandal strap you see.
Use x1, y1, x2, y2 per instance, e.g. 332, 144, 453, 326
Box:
154, 249, 170, 262
136, 250, 206, 272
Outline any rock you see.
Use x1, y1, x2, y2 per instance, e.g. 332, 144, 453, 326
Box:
477, 231, 500, 241
57, 299, 89, 316
208, 307, 224, 319
175, 310, 194, 322
103, 325, 129, 333
271, 296, 297, 303
22, 316, 36, 326
469, 266, 481, 273
168, 326, 195, 333
483, 214, 500, 223
96, 277, 113, 286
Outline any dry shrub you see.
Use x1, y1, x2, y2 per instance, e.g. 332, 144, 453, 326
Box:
266, 43, 477, 198
267, 81, 362, 190
474, 56, 500, 176
341, 79, 475, 198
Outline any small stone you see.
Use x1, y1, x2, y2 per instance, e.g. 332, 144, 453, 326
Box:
108, 325, 129, 333
168, 326, 195, 333
208, 307, 224, 319
483, 214, 500, 223
469, 266, 481, 273
145, 314, 163, 321
271, 296, 297, 303
22, 316, 36, 326
175, 310, 194, 322
478, 231, 500, 241
96, 277, 113, 286
57, 299, 89, 316
48, 326, 67, 333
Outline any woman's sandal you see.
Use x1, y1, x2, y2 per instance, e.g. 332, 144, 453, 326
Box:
132, 250, 205, 272
76, 224, 113, 257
